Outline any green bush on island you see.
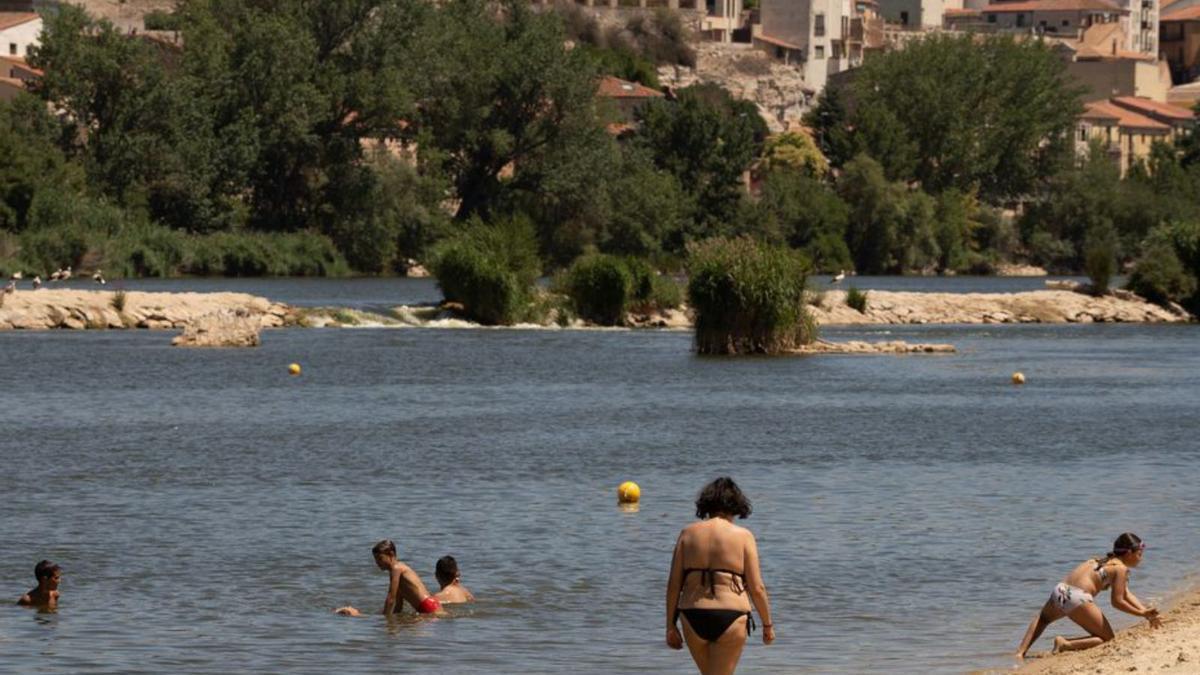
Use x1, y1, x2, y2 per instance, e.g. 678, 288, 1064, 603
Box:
687, 236, 815, 355
1127, 223, 1200, 311
564, 254, 633, 325
1083, 225, 1118, 295
846, 286, 869, 313
561, 254, 682, 326
431, 217, 541, 326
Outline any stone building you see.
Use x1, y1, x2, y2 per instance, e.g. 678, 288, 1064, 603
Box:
752, 0, 884, 92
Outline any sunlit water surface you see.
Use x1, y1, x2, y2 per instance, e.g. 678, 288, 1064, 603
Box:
0, 279, 1195, 674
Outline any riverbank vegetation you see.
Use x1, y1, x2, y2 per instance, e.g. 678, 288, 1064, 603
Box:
1, 2, 1199, 322
687, 237, 814, 354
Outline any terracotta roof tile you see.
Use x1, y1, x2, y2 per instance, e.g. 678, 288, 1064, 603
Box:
1112, 96, 1196, 120
0, 12, 38, 31
1163, 4, 1200, 20
596, 75, 664, 100
1081, 99, 1171, 131
984, 0, 1125, 12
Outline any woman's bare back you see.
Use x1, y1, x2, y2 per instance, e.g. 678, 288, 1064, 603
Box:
676, 519, 752, 611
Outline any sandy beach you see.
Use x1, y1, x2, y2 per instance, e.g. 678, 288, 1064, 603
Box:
993, 585, 1200, 675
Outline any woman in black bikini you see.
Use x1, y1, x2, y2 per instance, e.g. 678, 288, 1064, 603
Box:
666, 477, 774, 674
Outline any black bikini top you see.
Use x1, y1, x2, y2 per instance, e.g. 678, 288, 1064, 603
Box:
683, 568, 746, 596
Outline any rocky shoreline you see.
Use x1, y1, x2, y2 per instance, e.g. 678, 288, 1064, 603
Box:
0, 289, 291, 332
809, 289, 1189, 325
0, 288, 1190, 345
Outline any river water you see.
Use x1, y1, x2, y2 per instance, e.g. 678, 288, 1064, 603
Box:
0, 278, 1196, 674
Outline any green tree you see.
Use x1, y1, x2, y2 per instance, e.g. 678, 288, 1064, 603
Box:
753, 169, 851, 272
408, 0, 604, 221
760, 131, 828, 178
634, 83, 765, 239
803, 83, 859, 170
848, 34, 1084, 199
838, 155, 939, 274
1020, 139, 1120, 270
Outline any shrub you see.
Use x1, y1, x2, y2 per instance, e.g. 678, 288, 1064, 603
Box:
1083, 226, 1118, 295
143, 10, 182, 31
1127, 231, 1197, 308
110, 290, 127, 312
430, 218, 541, 326
686, 236, 814, 355
565, 254, 633, 325
846, 286, 868, 313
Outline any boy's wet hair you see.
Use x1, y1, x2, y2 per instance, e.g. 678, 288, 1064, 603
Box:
435, 555, 459, 585
34, 560, 60, 581
372, 539, 397, 557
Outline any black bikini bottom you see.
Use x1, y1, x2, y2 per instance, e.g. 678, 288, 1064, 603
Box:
679, 608, 755, 643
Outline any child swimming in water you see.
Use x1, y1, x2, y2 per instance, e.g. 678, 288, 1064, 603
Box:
335, 540, 443, 617
433, 555, 474, 604
17, 560, 60, 609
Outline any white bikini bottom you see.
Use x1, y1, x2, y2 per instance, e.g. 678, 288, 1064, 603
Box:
1050, 582, 1094, 614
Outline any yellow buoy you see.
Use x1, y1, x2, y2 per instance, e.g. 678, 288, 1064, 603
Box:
1012, 372, 1025, 385
617, 481, 641, 504
289, 363, 302, 376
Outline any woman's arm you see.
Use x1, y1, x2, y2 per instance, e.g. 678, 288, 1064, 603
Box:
665, 534, 684, 649
744, 532, 774, 644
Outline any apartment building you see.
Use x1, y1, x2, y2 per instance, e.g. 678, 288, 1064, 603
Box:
753, 0, 884, 91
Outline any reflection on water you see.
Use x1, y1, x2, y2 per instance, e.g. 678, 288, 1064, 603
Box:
0, 305, 1196, 673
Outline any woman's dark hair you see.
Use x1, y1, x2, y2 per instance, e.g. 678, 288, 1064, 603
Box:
372, 539, 397, 557
1098, 532, 1143, 565
695, 476, 752, 520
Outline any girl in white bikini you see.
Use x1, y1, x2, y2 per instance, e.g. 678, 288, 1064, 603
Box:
1016, 532, 1162, 658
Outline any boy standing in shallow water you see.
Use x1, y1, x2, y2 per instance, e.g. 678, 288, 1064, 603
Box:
433, 556, 474, 604
17, 560, 60, 609
335, 540, 443, 617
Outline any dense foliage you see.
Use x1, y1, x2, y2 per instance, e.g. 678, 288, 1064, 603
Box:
687, 237, 815, 355
429, 217, 541, 325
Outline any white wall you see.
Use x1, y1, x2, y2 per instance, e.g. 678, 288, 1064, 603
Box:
0, 16, 41, 59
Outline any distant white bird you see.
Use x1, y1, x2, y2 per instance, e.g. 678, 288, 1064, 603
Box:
49, 268, 63, 281
93, 269, 106, 285
32, 275, 42, 290
60, 265, 72, 281
9, 271, 22, 280
831, 270, 846, 284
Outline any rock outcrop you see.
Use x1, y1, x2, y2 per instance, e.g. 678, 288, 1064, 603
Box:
171, 310, 262, 348
808, 289, 1188, 325
659, 43, 813, 131
790, 339, 957, 355
0, 289, 291, 332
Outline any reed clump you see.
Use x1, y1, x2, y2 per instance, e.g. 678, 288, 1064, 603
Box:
846, 286, 869, 313
686, 236, 815, 355
430, 218, 541, 326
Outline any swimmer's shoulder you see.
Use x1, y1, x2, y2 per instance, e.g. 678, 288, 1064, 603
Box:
17, 593, 32, 606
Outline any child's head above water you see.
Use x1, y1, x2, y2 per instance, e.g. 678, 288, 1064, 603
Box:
34, 560, 60, 587
372, 540, 397, 569
435, 555, 459, 587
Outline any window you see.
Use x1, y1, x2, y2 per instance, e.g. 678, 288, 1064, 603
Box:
815, 45, 825, 59
987, 13, 996, 22
8, 43, 16, 56
832, 41, 842, 59
900, 11, 909, 25
1016, 13, 1026, 26
1078, 126, 1087, 142
815, 13, 825, 36
1062, 19, 1069, 26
